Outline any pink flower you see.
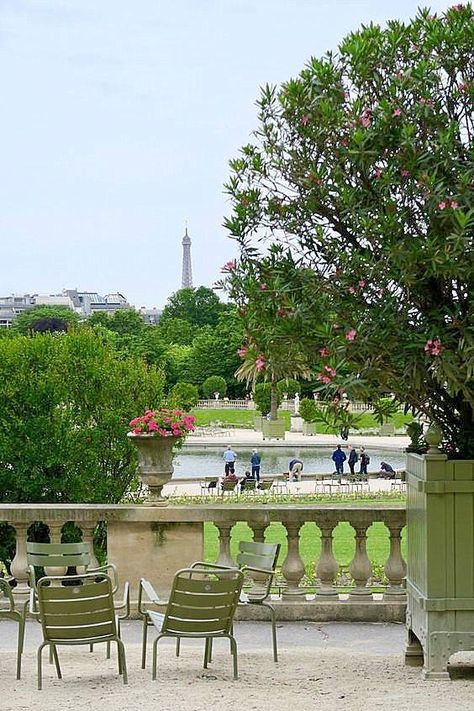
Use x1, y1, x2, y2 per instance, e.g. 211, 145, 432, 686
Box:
420, 97, 434, 107
317, 374, 332, 385
401, 169, 411, 178
319, 347, 330, 357
348, 287, 356, 294
148, 421, 159, 431
393, 108, 402, 117
450, 200, 458, 209
221, 260, 236, 273
324, 366, 337, 377
237, 347, 248, 359
374, 168, 383, 178
260, 283, 268, 290
377, 287, 385, 297
129, 417, 140, 426
301, 115, 309, 125
255, 356, 266, 372
346, 329, 357, 341
458, 82, 469, 92
358, 280, 366, 288
439, 201, 447, 210
361, 114, 371, 128
424, 339, 442, 356
132, 428, 142, 435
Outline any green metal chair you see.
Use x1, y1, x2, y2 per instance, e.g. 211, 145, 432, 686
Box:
140, 567, 244, 680
27, 542, 130, 619
0, 578, 26, 679
192, 540, 281, 662
35, 572, 127, 690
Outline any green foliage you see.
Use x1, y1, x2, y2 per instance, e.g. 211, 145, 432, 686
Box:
160, 286, 226, 328
169, 382, 200, 411
107, 309, 144, 336
202, 375, 227, 398
222, 4, 474, 457
12, 306, 80, 334
277, 378, 301, 397
372, 397, 401, 426
0, 329, 165, 504
253, 382, 281, 416
299, 397, 317, 423
159, 317, 195, 346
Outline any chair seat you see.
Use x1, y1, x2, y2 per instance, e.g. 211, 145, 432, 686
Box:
148, 610, 165, 631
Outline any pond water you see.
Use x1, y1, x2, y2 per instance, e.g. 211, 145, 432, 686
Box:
174, 446, 407, 479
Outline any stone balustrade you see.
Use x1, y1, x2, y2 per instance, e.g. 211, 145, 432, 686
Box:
0, 503, 406, 621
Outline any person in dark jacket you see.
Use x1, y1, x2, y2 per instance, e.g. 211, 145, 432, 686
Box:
250, 449, 261, 481
359, 448, 370, 476
378, 462, 395, 479
348, 445, 358, 475
332, 445, 346, 476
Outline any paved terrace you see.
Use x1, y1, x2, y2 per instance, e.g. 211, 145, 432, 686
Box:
1, 619, 473, 711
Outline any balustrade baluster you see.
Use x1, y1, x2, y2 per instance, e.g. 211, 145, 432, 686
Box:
384, 525, 407, 599
81, 522, 100, 569
216, 524, 234, 566
281, 523, 305, 598
46, 522, 67, 578
316, 526, 339, 598
250, 524, 266, 543
348, 525, 373, 600
10, 523, 30, 596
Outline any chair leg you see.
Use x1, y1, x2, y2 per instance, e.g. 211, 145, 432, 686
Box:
203, 638, 210, 668
141, 617, 149, 669
37, 642, 48, 690
117, 639, 128, 685
152, 635, 163, 681
89, 644, 94, 653
175, 637, 181, 657
229, 635, 238, 680
106, 640, 111, 659
16, 616, 25, 680
51, 644, 62, 679
261, 601, 278, 662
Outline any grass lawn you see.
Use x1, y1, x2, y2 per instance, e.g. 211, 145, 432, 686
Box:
192, 408, 412, 433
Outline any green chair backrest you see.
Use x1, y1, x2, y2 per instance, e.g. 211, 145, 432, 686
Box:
236, 541, 280, 571
37, 573, 117, 643
258, 480, 274, 491
162, 568, 244, 637
221, 480, 237, 492
27, 542, 91, 570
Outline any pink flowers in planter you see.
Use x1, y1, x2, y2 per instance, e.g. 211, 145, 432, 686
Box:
128, 409, 196, 439
439, 199, 458, 210
424, 339, 442, 356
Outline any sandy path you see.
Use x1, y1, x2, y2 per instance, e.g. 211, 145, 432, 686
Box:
1, 643, 473, 711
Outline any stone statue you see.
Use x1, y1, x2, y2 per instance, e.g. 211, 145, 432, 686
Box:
294, 392, 300, 414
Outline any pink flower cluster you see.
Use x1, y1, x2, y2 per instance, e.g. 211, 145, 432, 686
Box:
301, 114, 309, 126
129, 409, 196, 438
255, 356, 266, 372
221, 260, 236, 273
346, 329, 357, 341
424, 339, 442, 356
319, 347, 330, 357
360, 109, 372, 128
317, 365, 337, 385
439, 199, 458, 210
237, 346, 248, 359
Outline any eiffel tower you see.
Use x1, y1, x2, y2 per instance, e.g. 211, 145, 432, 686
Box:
181, 227, 193, 289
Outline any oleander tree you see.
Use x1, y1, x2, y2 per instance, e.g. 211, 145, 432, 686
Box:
222, 4, 474, 456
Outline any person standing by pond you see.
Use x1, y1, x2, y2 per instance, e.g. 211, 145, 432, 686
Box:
359, 447, 370, 477
250, 449, 261, 482
332, 444, 346, 477
348, 445, 358, 476
223, 445, 237, 475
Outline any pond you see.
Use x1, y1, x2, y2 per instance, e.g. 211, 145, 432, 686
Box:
173, 446, 407, 479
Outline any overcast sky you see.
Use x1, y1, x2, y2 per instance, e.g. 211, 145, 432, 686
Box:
0, 0, 449, 308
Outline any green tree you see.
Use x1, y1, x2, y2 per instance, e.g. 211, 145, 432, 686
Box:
158, 317, 196, 346
108, 309, 144, 336
0, 329, 165, 504
277, 379, 301, 398
299, 398, 317, 423
87, 312, 113, 329
202, 375, 227, 398
169, 382, 200, 411
223, 5, 474, 456
12, 306, 80, 334
253, 382, 281, 416
160, 287, 226, 328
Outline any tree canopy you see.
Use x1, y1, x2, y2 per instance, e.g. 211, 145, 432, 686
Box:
13, 305, 80, 334
222, 5, 474, 456
160, 286, 227, 328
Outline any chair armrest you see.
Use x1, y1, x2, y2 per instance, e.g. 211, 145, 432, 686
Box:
189, 561, 237, 571
88, 563, 119, 592
115, 581, 130, 619
138, 578, 167, 616
241, 565, 275, 576
0, 578, 14, 611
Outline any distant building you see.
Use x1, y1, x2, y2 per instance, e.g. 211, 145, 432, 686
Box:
139, 306, 162, 325
63, 290, 131, 316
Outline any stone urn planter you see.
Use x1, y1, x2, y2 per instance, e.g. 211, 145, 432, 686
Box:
302, 421, 316, 436
128, 434, 180, 506
262, 419, 286, 440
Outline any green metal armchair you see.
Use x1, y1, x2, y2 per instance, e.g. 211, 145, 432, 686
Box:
140, 567, 244, 680
191, 540, 281, 662
36, 572, 127, 690
0, 577, 25, 679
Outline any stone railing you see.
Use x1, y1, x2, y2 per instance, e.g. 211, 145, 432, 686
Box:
0, 503, 406, 621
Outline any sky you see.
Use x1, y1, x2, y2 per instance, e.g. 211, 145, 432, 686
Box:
0, 0, 449, 308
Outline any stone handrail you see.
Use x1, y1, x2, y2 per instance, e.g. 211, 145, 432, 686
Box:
0, 503, 406, 621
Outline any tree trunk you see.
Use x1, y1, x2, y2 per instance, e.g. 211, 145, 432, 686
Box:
270, 376, 278, 421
